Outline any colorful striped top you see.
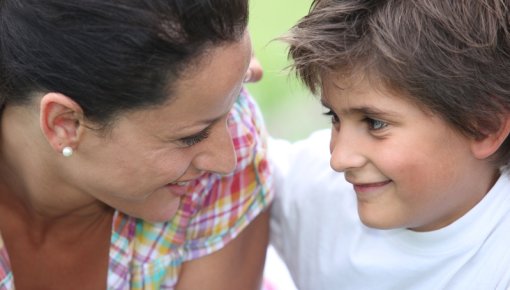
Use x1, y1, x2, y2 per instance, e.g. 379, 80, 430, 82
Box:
0, 89, 273, 289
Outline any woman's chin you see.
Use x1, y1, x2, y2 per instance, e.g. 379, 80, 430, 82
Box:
137, 198, 182, 223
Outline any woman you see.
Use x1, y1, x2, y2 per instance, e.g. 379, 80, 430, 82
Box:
0, 0, 272, 289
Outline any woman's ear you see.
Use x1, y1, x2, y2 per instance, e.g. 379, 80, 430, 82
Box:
39, 93, 84, 154
470, 115, 510, 160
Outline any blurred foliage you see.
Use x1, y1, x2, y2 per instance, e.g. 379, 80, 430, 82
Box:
246, 0, 329, 141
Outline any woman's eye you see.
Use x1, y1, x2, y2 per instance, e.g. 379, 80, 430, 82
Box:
180, 129, 210, 147
366, 118, 388, 130
323, 109, 340, 124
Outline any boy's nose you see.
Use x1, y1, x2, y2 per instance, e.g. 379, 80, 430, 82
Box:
329, 129, 367, 172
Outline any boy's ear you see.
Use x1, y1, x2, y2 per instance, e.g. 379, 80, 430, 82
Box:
39, 93, 84, 154
470, 114, 510, 160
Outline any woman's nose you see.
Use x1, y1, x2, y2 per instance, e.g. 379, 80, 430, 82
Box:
193, 125, 237, 175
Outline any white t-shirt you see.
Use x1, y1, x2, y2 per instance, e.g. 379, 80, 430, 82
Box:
269, 129, 510, 290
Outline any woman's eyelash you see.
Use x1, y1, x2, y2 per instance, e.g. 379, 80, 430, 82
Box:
180, 129, 210, 146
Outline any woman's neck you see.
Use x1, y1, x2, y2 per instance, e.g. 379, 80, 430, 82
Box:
0, 104, 114, 237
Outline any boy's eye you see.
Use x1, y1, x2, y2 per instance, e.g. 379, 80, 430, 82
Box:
366, 118, 388, 130
180, 129, 210, 147
323, 109, 340, 124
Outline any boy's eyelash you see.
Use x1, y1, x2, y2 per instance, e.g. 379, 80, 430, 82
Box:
180, 129, 210, 146
364, 117, 388, 130
323, 109, 340, 124
322, 108, 388, 131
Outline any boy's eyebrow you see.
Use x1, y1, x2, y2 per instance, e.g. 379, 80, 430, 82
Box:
350, 106, 399, 118
320, 98, 399, 118
320, 98, 332, 108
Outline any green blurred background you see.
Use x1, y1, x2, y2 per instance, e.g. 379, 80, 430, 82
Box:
246, 0, 329, 141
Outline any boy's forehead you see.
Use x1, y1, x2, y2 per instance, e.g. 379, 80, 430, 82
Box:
321, 69, 410, 101
321, 70, 377, 100
320, 71, 435, 118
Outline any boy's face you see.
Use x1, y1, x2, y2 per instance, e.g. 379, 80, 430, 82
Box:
321, 73, 498, 231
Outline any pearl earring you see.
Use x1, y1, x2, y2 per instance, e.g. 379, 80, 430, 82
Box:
62, 146, 74, 157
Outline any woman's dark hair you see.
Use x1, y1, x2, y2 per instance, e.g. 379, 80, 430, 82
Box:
286, 0, 510, 167
0, 0, 248, 124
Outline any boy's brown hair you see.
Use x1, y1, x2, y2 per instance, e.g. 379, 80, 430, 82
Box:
286, 0, 510, 166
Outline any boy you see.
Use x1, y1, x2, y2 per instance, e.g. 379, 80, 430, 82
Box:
270, 0, 510, 289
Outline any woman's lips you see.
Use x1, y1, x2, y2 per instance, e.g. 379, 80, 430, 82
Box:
165, 182, 191, 196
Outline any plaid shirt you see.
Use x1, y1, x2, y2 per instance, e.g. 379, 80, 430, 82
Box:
0, 89, 273, 289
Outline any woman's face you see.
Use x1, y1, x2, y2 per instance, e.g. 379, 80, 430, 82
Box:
72, 33, 252, 222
